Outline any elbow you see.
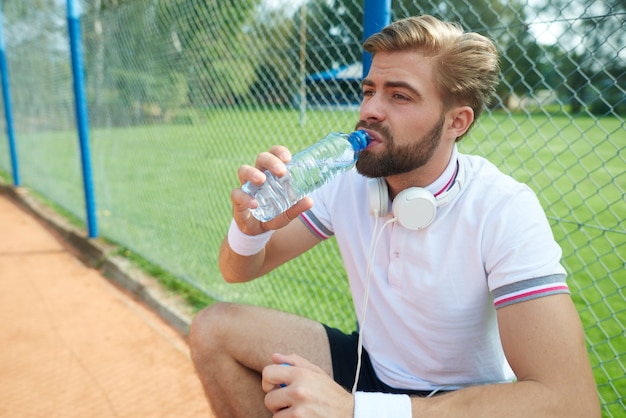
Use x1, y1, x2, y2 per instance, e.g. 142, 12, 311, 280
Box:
579, 393, 602, 418
221, 272, 237, 284
219, 266, 253, 284
545, 383, 601, 418
565, 397, 601, 418
516, 376, 601, 417
222, 273, 249, 284
219, 259, 262, 283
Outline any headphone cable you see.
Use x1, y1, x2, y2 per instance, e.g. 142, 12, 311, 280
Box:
352, 216, 396, 394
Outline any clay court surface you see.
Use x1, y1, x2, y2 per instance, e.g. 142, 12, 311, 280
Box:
0, 192, 215, 417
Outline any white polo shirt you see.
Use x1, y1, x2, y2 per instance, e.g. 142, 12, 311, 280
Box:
299, 150, 568, 391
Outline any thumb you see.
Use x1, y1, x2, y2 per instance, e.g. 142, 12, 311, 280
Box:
265, 197, 314, 229
271, 352, 295, 366
272, 353, 321, 372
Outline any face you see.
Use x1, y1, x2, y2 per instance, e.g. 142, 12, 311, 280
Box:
355, 113, 444, 178
354, 50, 448, 179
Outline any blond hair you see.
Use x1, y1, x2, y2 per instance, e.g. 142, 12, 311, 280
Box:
364, 15, 500, 135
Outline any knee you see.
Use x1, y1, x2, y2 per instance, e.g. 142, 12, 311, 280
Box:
189, 302, 239, 364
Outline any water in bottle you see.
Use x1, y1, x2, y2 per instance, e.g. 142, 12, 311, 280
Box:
242, 130, 370, 221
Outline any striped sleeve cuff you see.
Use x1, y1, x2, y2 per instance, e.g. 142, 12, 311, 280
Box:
492, 275, 569, 309
299, 211, 333, 240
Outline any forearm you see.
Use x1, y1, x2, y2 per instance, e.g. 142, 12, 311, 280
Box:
219, 212, 319, 283
218, 235, 267, 283
410, 380, 600, 418
218, 219, 274, 283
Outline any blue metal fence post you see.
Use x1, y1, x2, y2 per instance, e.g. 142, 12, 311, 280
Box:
0, 0, 20, 186
362, 0, 391, 78
67, 0, 98, 238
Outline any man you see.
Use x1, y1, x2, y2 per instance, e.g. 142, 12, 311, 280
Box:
190, 15, 600, 418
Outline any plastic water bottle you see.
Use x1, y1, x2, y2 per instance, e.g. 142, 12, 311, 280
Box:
242, 130, 370, 221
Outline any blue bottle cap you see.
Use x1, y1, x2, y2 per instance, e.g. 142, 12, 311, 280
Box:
348, 130, 371, 152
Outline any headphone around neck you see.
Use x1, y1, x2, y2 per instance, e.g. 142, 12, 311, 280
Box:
367, 162, 464, 231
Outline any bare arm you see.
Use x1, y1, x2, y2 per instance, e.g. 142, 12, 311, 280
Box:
219, 211, 320, 283
219, 145, 321, 283
261, 295, 600, 418
409, 294, 600, 417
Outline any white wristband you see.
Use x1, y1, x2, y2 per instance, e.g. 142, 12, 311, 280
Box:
354, 392, 411, 418
227, 219, 274, 256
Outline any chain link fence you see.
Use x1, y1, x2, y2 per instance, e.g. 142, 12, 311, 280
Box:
0, 0, 623, 415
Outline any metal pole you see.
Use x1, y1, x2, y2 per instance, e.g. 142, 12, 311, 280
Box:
299, 4, 307, 127
67, 0, 98, 238
362, 0, 391, 78
0, 0, 19, 186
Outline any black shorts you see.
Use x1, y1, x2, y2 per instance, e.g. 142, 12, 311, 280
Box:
324, 325, 441, 397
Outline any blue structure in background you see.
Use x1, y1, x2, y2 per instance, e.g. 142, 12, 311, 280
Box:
67, 0, 98, 238
362, 0, 391, 77
3, 1, 390, 238
0, 0, 19, 186
305, 0, 391, 107
305, 63, 363, 107
304, 1, 392, 108
306, 62, 363, 83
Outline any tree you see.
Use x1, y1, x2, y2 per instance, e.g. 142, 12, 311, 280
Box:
81, 0, 183, 125
531, 0, 626, 115
573, 1, 625, 115
246, 0, 365, 108
244, 6, 301, 106
2, 0, 74, 129
394, 0, 545, 107
303, 0, 363, 72
155, 0, 261, 106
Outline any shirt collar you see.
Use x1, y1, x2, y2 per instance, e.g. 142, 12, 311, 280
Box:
426, 145, 459, 197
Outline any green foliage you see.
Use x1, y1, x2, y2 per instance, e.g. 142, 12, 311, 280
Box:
0, 1, 623, 413
0, 168, 11, 184
114, 246, 216, 312
154, 0, 261, 106
5, 107, 623, 414
395, 0, 536, 99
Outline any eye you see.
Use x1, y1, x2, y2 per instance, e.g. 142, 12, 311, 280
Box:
362, 89, 375, 97
393, 93, 410, 101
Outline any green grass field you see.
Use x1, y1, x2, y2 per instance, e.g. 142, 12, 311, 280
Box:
1, 108, 623, 415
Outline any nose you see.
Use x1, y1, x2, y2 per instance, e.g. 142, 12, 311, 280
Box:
359, 93, 385, 123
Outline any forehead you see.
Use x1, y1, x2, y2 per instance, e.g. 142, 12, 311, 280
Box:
365, 50, 439, 97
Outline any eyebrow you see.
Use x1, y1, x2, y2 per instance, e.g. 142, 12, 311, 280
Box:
362, 78, 423, 99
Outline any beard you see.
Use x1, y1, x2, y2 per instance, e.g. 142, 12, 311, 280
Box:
354, 116, 445, 178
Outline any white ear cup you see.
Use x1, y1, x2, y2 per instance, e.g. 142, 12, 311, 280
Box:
367, 178, 389, 217
391, 188, 438, 230
367, 162, 463, 230
368, 178, 437, 230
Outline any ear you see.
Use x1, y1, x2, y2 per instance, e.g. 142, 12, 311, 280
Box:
446, 106, 474, 139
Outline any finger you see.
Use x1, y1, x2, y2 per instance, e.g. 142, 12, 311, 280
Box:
268, 145, 292, 163
262, 363, 292, 393
230, 188, 260, 226
272, 352, 322, 373
230, 188, 271, 236
263, 387, 291, 415
271, 353, 295, 366
255, 151, 288, 177
263, 197, 314, 230
231, 187, 257, 210
287, 197, 314, 218
237, 164, 266, 186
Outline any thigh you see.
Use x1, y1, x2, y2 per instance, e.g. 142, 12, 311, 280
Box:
193, 302, 333, 375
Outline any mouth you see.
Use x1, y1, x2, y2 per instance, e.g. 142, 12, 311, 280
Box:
360, 129, 382, 149
355, 121, 389, 149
